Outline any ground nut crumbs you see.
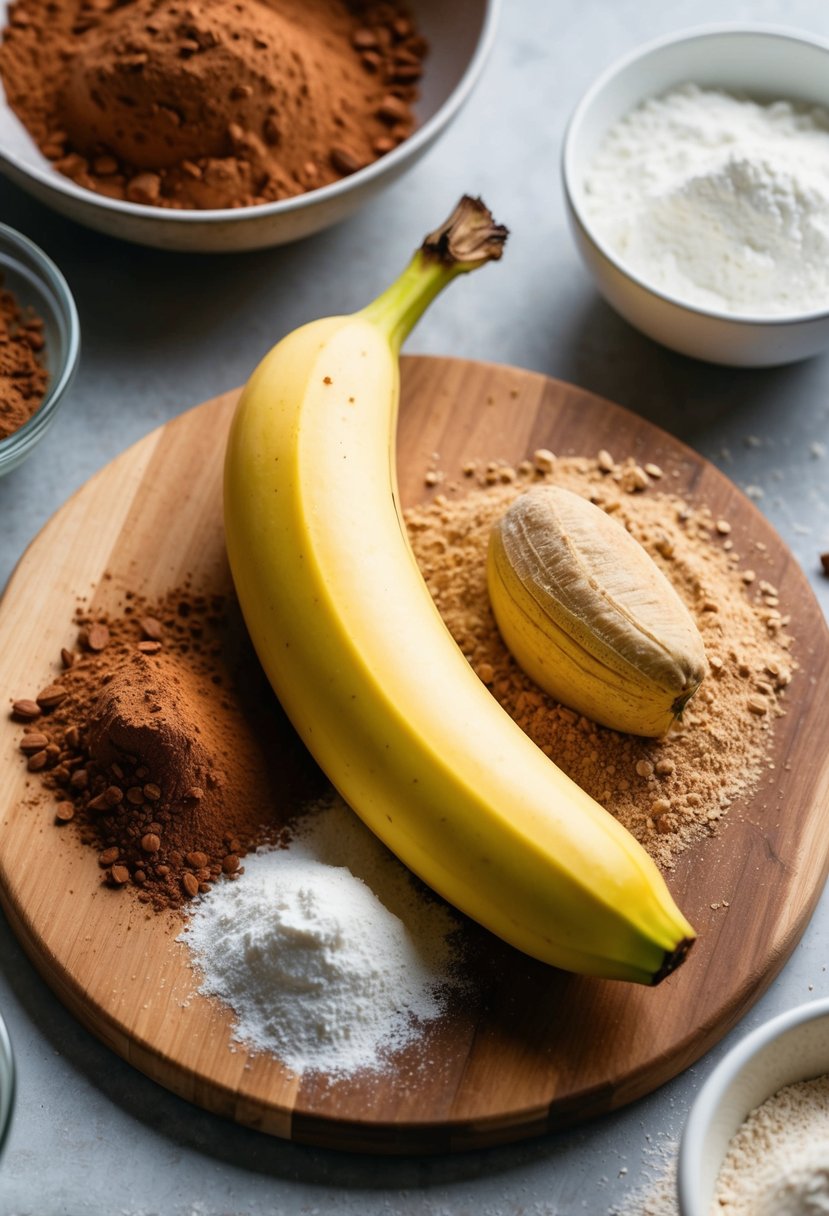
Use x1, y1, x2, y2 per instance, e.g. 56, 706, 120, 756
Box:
405, 452, 796, 868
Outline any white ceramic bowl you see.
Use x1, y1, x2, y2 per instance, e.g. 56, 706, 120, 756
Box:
562, 25, 829, 366
678, 998, 829, 1215
0, 0, 498, 252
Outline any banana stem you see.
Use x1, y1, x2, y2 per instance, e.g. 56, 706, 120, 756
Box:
362, 196, 508, 352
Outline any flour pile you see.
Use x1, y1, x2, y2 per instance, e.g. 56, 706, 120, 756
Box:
584, 84, 829, 315
181, 796, 464, 1075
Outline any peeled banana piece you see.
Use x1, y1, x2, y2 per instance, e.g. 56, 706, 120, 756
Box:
224, 197, 695, 985
488, 485, 708, 736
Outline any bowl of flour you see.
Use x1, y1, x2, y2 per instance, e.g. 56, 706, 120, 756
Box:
562, 25, 829, 366
678, 998, 829, 1215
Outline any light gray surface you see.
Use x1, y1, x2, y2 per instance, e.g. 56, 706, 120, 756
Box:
1, 1, 828, 1212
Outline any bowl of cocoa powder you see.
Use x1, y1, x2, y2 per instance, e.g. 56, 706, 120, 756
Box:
0, 0, 498, 252
0, 223, 80, 476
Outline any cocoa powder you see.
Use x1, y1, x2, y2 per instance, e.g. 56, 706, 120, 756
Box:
13, 587, 322, 908
0, 0, 427, 210
0, 281, 48, 440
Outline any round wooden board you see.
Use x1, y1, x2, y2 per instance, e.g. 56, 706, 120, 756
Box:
1, 356, 828, 1155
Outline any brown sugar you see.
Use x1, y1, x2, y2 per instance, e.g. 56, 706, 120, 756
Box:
0, 0, 428, 210
0, 280, 48, 440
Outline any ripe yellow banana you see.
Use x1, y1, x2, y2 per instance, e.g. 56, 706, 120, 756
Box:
223, 197, 695, 985
488, 485, 708, 737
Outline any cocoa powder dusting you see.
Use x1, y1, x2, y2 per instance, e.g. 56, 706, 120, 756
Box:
405, 451, 797, 869
13, 588, 321, 909
0, 281, 48, 440
0, 0, 427, 210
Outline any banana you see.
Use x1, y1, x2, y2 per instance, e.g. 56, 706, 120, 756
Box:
487, 485, 708, 737
223, 197, 695, 985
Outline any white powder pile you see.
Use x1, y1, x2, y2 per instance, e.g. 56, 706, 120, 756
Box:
180, 796, 465, 1075
584, 84, 829, 315
713, 1074, 829, 1214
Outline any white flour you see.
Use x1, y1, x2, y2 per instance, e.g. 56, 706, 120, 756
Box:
713, 1074, 829, 1213
584, 84, 829, 315
180, 796, 465, 1075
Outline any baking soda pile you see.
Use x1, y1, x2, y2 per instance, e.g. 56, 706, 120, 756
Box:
181, 796, 464, 1074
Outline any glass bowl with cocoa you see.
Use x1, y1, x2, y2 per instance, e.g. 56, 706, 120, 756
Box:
0, 223, 80, 477
0, 0, 498, 252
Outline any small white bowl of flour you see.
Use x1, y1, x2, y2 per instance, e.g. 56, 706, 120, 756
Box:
562, 25, 829, 365
678, 998, 829, 1215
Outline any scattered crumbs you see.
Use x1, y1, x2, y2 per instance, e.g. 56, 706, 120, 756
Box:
609, 1129, 680, 1216
532, 448, 556, 473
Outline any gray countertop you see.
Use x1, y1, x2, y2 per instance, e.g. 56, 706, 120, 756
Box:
2, 1, 829, 1212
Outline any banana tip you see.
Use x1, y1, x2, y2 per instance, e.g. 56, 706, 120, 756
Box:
652, 934, 696, 985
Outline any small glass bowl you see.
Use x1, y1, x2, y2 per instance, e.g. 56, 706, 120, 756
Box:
0, 1010, 14, 1154
0, 223, 80, 477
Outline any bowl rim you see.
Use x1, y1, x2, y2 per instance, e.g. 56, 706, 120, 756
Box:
0, 220, 80, 466
677, 996, 829, 1216
0, 0, 501, 229
0, 1010, 13, 1155
561, 22, 829, 328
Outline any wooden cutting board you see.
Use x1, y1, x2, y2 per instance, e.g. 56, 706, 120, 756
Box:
1, 356, 828, 1154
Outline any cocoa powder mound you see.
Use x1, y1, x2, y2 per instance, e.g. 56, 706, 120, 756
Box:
12, 588, 322, 908
0, 281, 48, 440
0, 0, 427, 209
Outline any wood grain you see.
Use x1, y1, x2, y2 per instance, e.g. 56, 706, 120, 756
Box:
0, 356, 827, 1154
